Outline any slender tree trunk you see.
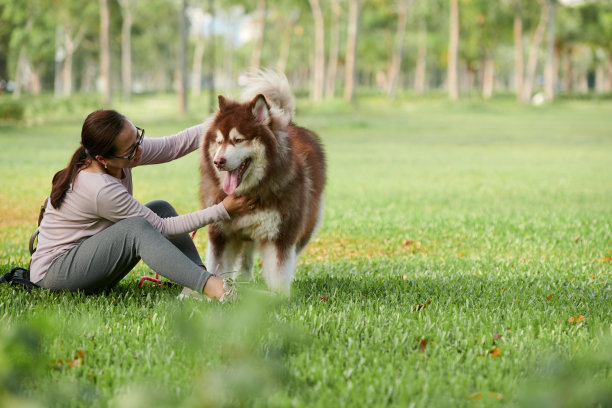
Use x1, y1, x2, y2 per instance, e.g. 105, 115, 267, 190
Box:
100, 0, 111, 104
414, 22, 427, 94
448, 0, 459, 100
192, 36, 205, 97
276, 23, 292, 73
523, 0, 548, 102
54, 25, 64, 98
482, 52, 495, 99
30, 64, 42, 95
563, 45, 573, 92
325, 0, 341, 99
344, 0, 361, 102
607, 48, 612, 92
513, 2, 524, 101
13, 48, 28, 99
178, 0, 188, 114
62, 25, 85, 97
544, 0, 557, 100
250, 0, 266, 70
387, 0, 412, 98
309, 0, 325, 101
119, 0, 133, 101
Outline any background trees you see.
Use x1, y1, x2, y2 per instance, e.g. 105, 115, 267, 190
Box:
1, 0, 611, 106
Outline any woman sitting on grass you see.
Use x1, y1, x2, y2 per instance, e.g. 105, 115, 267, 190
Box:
29, 109, 256, 301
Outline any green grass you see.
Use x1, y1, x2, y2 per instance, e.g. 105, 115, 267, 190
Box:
1, 94, 611, 407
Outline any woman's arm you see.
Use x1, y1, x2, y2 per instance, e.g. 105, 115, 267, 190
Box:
139, 117, 213, 165
96, 181, 228, 237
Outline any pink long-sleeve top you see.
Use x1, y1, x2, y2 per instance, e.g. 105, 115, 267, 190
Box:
29, 123, 228, 284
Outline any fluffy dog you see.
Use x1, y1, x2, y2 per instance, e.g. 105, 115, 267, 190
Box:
199, 71, 326, 294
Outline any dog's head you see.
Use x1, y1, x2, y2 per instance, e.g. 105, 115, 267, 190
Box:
204, 94, 278, 196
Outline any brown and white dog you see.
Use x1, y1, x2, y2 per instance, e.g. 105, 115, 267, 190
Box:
199, 71, 326, 294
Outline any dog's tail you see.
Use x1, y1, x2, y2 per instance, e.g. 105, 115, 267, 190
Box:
241, 69, 295, 127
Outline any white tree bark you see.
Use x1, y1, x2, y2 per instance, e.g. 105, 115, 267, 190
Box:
100, 0, 111, 104
387, 0, 412, 98
513, 1, 524, 101
309, 0, 325, 101
523, 0, 548, 102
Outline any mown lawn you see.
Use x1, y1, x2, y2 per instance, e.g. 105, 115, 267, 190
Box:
1, 94, 611, 407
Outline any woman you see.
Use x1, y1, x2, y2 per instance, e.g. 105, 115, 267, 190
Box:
29, 109, 255, 301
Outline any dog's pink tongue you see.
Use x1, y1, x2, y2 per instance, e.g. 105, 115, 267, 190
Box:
223, 169, 240, 195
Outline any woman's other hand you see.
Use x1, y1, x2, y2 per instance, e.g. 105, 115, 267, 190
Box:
222, 194, 257, 217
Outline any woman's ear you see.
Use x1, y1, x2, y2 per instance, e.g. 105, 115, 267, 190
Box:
95, 155, 109, 169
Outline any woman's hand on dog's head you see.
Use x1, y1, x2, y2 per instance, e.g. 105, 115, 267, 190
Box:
222, 194, 258, 217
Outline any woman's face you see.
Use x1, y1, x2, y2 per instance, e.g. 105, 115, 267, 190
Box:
107, 120, 144, 168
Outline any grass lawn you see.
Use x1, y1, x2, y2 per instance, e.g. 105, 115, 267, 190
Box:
1, 94, 611, 407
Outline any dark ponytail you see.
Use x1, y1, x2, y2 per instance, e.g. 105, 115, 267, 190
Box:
49, 109, 127, 209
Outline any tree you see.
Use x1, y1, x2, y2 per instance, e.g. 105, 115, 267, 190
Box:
308, 0, 325, 101
249, 0, 266, 70
178, 0, 188, 114
522, 0, 549, 102
544, 0, 558, 100
118, 0, 136, 101
99, 0, 111, 104
344, 0, 361, 102
448, 0, 459, 100
325, 0, 341, 99
386, 0, 413, 99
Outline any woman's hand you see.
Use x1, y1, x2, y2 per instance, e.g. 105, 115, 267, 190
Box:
222, 194, 258, 217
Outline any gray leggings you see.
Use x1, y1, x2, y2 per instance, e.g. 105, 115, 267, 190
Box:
38, 200, 212, 294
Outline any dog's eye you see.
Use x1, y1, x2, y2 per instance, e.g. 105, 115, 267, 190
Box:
234, 138, 244, 144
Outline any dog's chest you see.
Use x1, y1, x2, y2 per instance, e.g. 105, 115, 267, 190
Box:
227, 209, 282, 241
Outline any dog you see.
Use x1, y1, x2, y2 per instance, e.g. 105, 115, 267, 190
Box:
199, 70, 326, 294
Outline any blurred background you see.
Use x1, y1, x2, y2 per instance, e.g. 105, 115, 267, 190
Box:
1, 0, 611, 117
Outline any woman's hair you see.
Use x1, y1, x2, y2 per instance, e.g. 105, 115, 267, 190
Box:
50, 109, 127, 209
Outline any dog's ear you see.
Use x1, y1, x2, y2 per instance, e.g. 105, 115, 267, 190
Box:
218, 95, 227, 110
251, 94, 270, 126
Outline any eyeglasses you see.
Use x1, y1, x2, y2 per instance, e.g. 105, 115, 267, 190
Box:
108, 127, 144, 160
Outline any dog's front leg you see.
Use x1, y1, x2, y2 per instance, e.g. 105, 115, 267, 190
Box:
259, 241, 296, 295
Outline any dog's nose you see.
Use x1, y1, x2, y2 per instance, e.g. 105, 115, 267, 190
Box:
214, 157, 226, 168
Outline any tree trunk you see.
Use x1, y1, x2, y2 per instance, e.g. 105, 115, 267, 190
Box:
544, 0, 557, 101
119, 0, 133, 101
192, 36, 205, 97
30, 64, 42, 95
62, 25, 85, 98
100, 0, 111, 104
54, 25, 64, 98
249, 0, 266, 70
523, 0, 548, 102
387, 0, 412, 99
448, 0, 459, 100
276, 22, 292, 73
178, 0, 188, 114
607, 48, 612, 92
414, 22, 427, 94
563, 45, 573, 92
13, 48, 28, 99
513, 2, 524, 101
344, 0, 361, 102
482, 52, 495, 99
309, 0, 325, 101
325, 0, 341, 99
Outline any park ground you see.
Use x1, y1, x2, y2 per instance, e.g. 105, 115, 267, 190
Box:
1, 94, 611, 407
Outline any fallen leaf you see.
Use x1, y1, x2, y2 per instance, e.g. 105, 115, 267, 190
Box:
320, 295, 329, 302
546, 294, 554, 301
418, 339, 428, 353
490, 347, 501, 359
576, 315, 585, 322
458, 253, 464, 258
468, 392, 483, 400
402, 240, 421, 248
493, 334, 502, 341
597, 256, 611, 263
402, 274, 409, 280
489, 392, 503, 400
413, 300, 432, 312
568, 316, 575, 324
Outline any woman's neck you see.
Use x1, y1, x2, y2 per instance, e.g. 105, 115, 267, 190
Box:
82, 160, 122, 179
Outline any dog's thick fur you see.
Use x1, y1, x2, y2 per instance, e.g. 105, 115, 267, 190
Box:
199, 71, 326, 294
